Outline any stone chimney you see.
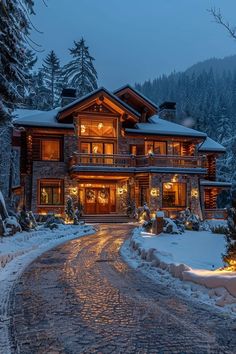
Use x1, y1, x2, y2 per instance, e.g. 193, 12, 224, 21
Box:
159, 101, 176, 122
61, 88, 77, 107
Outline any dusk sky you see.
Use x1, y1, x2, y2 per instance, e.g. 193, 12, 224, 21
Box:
33, 0, 236, 89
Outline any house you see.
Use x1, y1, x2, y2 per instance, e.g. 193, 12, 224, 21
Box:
12, 85, 231, 220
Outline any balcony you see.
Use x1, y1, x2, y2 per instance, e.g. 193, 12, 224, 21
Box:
69, 153, 207, 174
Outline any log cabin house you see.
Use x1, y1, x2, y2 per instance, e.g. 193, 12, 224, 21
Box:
13, 85, 231, 221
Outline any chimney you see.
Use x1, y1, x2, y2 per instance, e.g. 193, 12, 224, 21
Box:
159, 101, 176, 122
61, 88, 77, 107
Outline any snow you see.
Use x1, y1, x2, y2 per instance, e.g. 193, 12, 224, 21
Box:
198, 136, 226, 153
0, 223, 95, 353
13, 108, 73, 129
200, 179, 231, 187
122, 226, 236, 316
126, 115, 207, 138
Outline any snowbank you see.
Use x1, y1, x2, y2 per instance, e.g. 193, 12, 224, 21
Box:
126, 227, 236, 314
0, 224, 94, 270
0, 223, 95, 354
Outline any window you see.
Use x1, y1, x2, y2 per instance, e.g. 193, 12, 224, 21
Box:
162, 182, 186, 208
39, 180, 63, 205
80, 118, 117, 137
146, 141, 167, 155
168, 142, 181, 155
80, 142, 114, 164
41, 140, 60, 161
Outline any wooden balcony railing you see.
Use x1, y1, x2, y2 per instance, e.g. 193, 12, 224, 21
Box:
69, 153, 206, 169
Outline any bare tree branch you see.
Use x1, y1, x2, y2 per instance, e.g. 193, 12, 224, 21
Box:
208, 7, 236, 40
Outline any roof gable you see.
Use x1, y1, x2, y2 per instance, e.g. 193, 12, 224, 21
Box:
198, 137, 226, 153
113, 84, 158, 118
57, 87, 141, 123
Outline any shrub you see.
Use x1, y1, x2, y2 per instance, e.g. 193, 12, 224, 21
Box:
210, 225, 228, 234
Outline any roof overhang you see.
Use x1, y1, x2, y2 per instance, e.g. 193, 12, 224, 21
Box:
57, 87, 141, 123
200, 180, 232, 188
114, 85, 158, 117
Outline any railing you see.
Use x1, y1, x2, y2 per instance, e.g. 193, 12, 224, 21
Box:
70, 153, 206, 169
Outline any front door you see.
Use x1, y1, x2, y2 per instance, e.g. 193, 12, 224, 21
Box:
85, 187, 110, 214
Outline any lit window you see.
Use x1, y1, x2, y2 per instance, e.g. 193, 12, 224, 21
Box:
39, 180, 63, 205
162, 182, 186, 208
41, 140, 60, 161
146, 141, 167, 155
154, 142, 166, 155
80, 118, 116, 137
169, 142, 181, 155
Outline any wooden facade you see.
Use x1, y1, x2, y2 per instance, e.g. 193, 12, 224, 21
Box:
13, 86, 230, 219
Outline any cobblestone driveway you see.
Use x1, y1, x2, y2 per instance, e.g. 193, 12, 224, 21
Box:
9, 224, 236, 354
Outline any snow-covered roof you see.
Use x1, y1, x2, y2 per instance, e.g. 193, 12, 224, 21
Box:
125, 115, 207, 138
200, 180, 232, 187
13, 109, 73, 129
57, 87, 141, 119
113, 84, 158, 110
198, 137, 226, 153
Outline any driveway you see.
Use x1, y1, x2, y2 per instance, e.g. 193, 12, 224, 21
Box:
9, 224, 235, 353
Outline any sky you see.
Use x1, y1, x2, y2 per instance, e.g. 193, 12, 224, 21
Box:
32, 0, 236, 90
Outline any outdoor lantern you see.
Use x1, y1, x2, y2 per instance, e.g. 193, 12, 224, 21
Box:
191, 188, 198, 198
150, 188, 159, 197
70, 187, 78, 196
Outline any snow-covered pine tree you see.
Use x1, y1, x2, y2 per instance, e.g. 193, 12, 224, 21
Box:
0, 0, 35, 200
42, 50, 61, 108
63, 38, 98, 97
19, 49, 37, 108
27, 70, 51, 110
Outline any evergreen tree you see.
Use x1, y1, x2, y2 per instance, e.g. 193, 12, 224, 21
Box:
63, 38, 98, 97
20, 49, 37, 107
42, 50, 61, 108
0, 0, 35, 199
27, 70, 51, 110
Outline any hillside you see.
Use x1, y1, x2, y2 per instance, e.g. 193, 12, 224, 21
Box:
185, 55, 236, 76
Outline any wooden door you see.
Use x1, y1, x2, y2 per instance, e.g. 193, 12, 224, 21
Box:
85, 188, 110, 214
97, 188, 110, 214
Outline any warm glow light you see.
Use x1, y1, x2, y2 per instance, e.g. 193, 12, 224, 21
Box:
164, 183, 173, 190
150, 188, 159, 197
97, 122, 104, 130
70, 187, 78, 196
191, 188, 199, 198
171, 174, 178, 182
81, 125, 86, 133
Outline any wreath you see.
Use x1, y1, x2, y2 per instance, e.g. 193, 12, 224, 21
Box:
86, 189, 95, 201
98, 188, 109, 203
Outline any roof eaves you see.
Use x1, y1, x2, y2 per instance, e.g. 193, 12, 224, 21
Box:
113, 84, 158, 110
125, 128, 207, 138
57, 87, 141, 119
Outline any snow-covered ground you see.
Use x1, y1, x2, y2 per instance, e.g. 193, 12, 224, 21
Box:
0, 223, 95, 354
121, 226, 236, 317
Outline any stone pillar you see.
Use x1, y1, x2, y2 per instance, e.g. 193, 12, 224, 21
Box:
154, 211, 165, 235
190, 176, 203, 219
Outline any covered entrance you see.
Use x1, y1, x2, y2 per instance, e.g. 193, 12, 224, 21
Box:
78, 182, 117, 215
85, 187, 110, 214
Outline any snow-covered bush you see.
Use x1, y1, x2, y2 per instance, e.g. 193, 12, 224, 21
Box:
163, 218, 182, 234
44, 214, 64, 229
211, 225, 228, 234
